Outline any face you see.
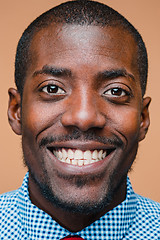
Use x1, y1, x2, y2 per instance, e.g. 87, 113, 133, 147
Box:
8, 24, 150, 213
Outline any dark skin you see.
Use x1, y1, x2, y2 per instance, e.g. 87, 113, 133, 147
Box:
8, 24, 151, 232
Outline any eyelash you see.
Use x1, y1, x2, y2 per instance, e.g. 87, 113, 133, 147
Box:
38, 83, 132, 104
103, 87, 130, 97
102, 85, 132, 104
40, 84, 65, 95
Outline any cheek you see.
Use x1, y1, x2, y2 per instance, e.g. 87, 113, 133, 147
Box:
111, 107, 141, 140
22, 102, 62, 135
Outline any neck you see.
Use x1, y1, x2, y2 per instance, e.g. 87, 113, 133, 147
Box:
28, 176, 127, 232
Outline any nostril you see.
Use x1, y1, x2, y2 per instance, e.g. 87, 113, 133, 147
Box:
61, 108, 106, 131
60, 93, 106, 131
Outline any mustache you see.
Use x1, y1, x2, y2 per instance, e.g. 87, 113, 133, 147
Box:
39, 128, 124, 148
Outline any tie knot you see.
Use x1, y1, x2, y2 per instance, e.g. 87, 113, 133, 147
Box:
61, 236, 84, 240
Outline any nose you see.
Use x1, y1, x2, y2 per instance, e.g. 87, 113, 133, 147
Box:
61, 91, 106, 131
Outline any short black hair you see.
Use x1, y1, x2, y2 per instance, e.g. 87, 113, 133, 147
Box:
15, 0, 148, 96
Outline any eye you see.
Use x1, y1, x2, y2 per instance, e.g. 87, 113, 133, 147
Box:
41, 84, 65, 95
102, 85, 133, 104
104, 87, 129, 97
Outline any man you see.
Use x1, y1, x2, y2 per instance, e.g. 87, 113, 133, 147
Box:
0, 0, 159, 239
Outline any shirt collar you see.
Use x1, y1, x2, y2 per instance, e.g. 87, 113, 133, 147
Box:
18, 172, 137, 240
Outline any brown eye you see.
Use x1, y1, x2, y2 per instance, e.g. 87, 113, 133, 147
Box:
47, 85, 58, 93
104, 87, 127, 97
42, 85, 65, 94
111, 88, 124, 96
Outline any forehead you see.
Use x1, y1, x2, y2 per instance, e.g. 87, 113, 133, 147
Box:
28, 23, 138, 78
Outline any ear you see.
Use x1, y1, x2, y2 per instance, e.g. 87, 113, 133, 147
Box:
8, 88, 22, 135
139, 96, 151, 142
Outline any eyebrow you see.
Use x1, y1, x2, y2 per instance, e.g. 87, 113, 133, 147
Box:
32, 65, 72, 78
33, 65, 135, 83
97, 68, 135, 81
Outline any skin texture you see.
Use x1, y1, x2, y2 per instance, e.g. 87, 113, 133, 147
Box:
8, 24, 151, 232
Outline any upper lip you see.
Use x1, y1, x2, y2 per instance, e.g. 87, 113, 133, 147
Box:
45, 141, 117, 151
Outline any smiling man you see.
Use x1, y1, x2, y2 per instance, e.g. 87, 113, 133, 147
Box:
0, 0, 160, 239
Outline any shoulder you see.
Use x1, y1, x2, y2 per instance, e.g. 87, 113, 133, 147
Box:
0, 189, 24, 238
0, 189, 19, 210
129, 194, 160, 237
0, 190, 20, 223
136, 194, 160, 218
0, 190, 20, 224
124, 194, 160, 239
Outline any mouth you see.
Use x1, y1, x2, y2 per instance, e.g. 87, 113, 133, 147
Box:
48, 147, 115, 166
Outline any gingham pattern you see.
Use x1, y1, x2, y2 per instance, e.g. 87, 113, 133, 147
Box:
0, 173, 160, 239
61, 236, 84, 239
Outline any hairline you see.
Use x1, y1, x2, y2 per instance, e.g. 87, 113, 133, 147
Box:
15, 1, 148, 97
19, 22, 140, 93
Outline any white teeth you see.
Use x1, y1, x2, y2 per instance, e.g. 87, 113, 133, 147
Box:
92, 150, 98, 159
72, 159, 78, 165
98, 150, 103, 160
60, 157, 65, 162
62, 148, 67, 160
84, 159, 90, 165
84, 150, 92, 160
75, 150, 83, 159
102, 151, 107, 159
66, 157, 71, 164
78, 160, 84, 166
91, 159, 95, 164
58, 150, 63, 159
68, 149, 74, 159
53, 149, 108, 166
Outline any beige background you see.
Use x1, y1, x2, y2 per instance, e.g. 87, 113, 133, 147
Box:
0, 0, 160, 202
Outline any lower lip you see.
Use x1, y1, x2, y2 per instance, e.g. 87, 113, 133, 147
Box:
47, 148, 116, 175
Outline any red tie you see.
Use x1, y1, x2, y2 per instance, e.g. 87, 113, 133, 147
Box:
61, 236, 84, 240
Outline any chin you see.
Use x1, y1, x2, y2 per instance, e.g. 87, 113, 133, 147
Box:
28, 163, 127, 215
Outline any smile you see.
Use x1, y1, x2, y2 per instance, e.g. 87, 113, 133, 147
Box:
51, 148, 114, 166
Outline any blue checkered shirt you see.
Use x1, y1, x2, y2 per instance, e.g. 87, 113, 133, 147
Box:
0, 172, 160, 239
